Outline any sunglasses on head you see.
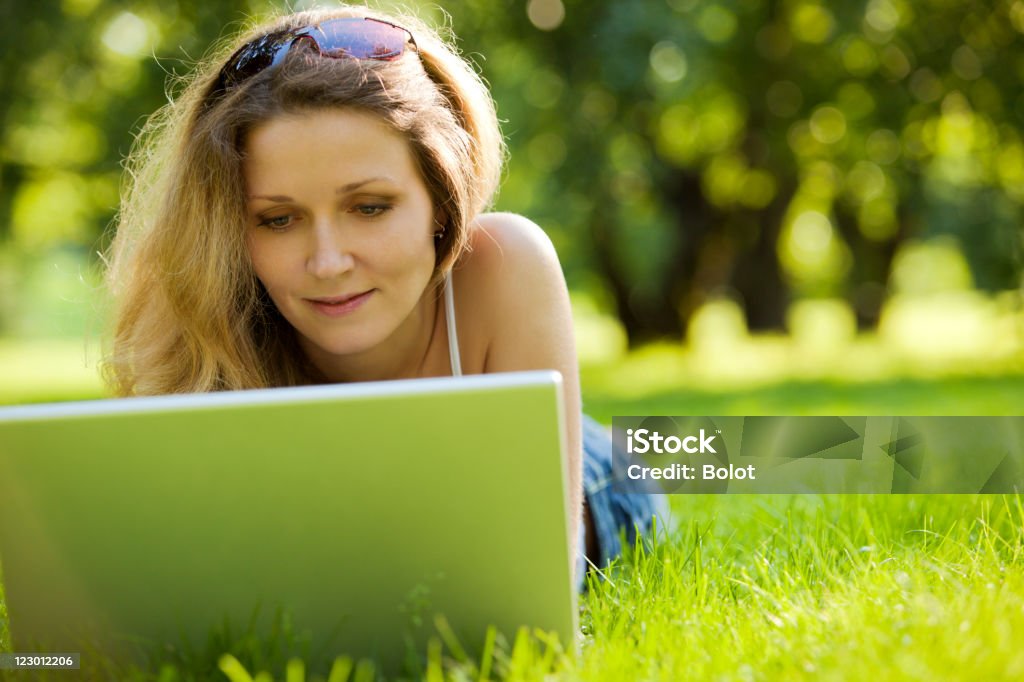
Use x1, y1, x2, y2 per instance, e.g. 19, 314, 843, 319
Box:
213, 16, 417, 95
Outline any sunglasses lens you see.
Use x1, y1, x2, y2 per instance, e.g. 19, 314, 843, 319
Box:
316, 18, 408, 60
213, 17, 414, 98
222, 30, 295, 87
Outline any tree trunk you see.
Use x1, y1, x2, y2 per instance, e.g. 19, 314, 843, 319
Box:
730, 188, 792, 331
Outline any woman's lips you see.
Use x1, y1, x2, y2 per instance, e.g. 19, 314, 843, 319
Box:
306, 290, 374, 317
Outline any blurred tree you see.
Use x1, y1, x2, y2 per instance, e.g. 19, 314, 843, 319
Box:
0, 0, 268, 247
449, 0, 1024, 344
0, 0, 256, 331
1, 0, 1022, 344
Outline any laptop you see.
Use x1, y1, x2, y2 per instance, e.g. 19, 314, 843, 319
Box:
0, 371, 577, 672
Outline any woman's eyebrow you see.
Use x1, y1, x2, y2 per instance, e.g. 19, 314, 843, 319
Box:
248, 177, 397, 201
336, 177, 394, 194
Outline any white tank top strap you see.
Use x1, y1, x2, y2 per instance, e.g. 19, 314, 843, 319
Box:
444, 269, 462, 377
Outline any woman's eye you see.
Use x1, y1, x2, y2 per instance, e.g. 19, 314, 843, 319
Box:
354, 204, 391, 218
258, 215, 293, 231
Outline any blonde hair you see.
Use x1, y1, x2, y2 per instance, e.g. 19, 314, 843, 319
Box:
103, 5, 504, 396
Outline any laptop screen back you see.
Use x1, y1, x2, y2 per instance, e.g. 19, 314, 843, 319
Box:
0, 371, 576, 669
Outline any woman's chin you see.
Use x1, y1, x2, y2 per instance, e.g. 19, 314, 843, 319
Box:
296, 331, 383, 363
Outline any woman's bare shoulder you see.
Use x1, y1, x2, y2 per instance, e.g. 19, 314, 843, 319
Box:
451, 212, 573, 372
456, 212, 562, 287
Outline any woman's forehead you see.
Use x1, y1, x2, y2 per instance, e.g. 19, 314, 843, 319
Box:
243, 109, 420, 192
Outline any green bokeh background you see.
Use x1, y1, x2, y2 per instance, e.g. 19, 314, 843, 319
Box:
0, 0, 1021, 400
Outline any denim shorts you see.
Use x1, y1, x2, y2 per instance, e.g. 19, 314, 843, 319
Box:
577, 414, 668, 591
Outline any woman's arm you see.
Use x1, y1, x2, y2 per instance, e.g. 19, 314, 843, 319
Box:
457, 212, 584, 571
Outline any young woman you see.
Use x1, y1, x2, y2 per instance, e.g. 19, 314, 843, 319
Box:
103, 5, 662, 590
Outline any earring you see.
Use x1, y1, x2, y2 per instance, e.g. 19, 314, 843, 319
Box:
433, 221, 446, 239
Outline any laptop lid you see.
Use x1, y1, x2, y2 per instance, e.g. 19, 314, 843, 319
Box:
0, 371, 576, 670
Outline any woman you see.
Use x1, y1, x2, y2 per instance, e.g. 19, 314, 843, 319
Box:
103, 5, 662, 590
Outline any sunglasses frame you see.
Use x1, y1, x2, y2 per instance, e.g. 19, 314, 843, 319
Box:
213, 17, 417, 96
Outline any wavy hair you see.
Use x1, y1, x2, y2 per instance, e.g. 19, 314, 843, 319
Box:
102, 5, 504, 396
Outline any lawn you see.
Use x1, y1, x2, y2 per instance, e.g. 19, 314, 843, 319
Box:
4, 494, 1022, 681
1, 340, 1023, 680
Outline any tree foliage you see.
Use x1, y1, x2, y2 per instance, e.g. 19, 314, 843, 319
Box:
449, 0, 1024, 343
1, 0, 1022, 343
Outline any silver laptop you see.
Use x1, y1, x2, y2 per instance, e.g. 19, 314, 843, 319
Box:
0, 371, 576, 671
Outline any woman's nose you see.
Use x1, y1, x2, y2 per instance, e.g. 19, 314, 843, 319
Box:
306, 223, 355, 279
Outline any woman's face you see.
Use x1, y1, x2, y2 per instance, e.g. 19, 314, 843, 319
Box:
243, 108, 438, 367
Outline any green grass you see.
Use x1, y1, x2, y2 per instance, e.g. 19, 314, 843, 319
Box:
4, 495, 1021, 681
577, 342, 1024, 419
581, 374, 1024, 421
0, 339, 105, 405
2, 338, 1023, 680
577, 494, 1024, 681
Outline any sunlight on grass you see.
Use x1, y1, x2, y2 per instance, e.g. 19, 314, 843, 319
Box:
6, 495, 1017, 681
0, 338, 106, 405
0, 290, 1020, 407
574, 494, 1024, 681
577, 291, 1024, 404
